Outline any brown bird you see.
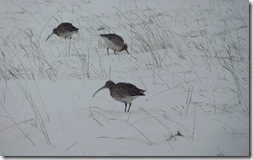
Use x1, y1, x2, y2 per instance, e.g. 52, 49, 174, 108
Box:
100, 34, 129, 55
92, 80, 145, 112
46, 22, 79, 41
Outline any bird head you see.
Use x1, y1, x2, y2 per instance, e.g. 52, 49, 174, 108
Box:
123, 44, 129, 54
53, 28, 57, 34
46, 28, 57, 41
92, 81, 115, 97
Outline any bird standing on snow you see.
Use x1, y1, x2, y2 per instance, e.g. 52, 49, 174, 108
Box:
100, 34, 129, 55
92, 80, 145, 112
46, 22, 79, 41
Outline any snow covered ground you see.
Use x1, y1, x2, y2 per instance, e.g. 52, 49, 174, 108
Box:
0, 0, 249, 157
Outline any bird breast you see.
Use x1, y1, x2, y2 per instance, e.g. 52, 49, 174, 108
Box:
113, 95, 139, 104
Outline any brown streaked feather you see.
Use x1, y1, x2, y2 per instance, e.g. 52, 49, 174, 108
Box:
55, 23, 79, 36
100, 34, 124, 44
116, 82, 145, 96
57, 23, 79, 32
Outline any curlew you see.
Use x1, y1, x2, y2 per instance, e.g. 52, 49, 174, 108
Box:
46, 22, 78, 41
100, 34, 129, 55
92, 80, 145, 112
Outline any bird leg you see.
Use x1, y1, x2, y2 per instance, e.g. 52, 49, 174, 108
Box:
127, 103, 132, 113
124, 103, 127, 112
107, 48, 110, 55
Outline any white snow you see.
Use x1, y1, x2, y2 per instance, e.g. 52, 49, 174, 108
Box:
0, 0, 249, 157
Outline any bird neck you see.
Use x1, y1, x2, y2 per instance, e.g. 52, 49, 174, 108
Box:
119, 44, 127, 51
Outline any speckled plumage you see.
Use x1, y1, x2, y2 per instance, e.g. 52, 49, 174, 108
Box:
100, 34, 129, 55
92, 80, 145, 112
46, 22, 79, 41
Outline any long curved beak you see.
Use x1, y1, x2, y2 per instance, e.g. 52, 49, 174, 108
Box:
92, 86, 106, 97
46, 32, 54, 41
126, 49, 130, 54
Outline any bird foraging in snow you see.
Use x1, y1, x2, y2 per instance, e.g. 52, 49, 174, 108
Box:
46, 22, 79, 41
100, 33, 129, 55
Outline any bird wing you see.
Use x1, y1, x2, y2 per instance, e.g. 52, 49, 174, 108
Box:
58, 23, 79, 32
100, 34, 124, 43
116, 83, 145, 96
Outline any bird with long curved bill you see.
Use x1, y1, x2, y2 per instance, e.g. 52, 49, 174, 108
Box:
92, 80, 145, 112
46, 22, 79, 41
